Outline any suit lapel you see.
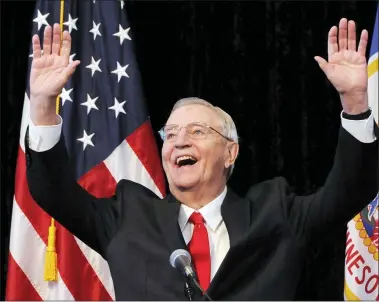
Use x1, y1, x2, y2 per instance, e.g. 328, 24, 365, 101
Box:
206, 187, 251, 297
154, 193, 188, 254
221, 187, 251, 247
155, 194, 205, 299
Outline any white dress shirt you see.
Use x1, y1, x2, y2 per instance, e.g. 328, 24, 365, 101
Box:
179, 187, 229, 280
27, 111, 377, 279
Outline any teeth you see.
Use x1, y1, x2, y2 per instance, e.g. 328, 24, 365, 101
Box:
176, 156, 196, 165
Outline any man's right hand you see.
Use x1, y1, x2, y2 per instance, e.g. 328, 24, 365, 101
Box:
30, 23, 80, 126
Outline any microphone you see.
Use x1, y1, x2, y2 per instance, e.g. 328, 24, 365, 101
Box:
169, 249, 212, 301
169, 249, 196, 279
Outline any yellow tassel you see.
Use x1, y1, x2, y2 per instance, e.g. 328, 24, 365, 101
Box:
44, 219, 58, 281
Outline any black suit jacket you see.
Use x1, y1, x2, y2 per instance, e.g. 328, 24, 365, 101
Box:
25, 121, 378, 300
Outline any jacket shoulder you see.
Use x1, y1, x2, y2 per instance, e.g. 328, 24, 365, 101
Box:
244, 176, 295, 226
245, 176, 290, 203
115, 179, 164, 204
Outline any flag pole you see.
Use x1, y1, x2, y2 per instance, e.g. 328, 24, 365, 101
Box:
44, 0, 65, 282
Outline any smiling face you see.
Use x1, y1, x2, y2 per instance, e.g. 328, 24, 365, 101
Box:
161, 104, 238, 194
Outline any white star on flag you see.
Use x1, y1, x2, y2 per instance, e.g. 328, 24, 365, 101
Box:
113, 24, 131, 45
90, 21, 102, 40
86, 56, 102, 76
109, 98, 126, 118
60, 88, 73, 105
111, 62, 129, 82
64, 13, 78, 33
33, 10, 49, 30
77, 130, 95, 150
70, 53, 76, 63
81, 94, 99, 114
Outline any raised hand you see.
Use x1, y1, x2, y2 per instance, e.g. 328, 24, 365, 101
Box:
315, 18, 369, 114
29, 23, 80, 125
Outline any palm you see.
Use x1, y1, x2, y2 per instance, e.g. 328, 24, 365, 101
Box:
30, 54, 70, 98
30, 24, 80, 100
325, 50, 367, 94
315, 18, 369, 96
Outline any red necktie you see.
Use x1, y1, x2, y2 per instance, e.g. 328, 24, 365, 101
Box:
187, 212, 211, 291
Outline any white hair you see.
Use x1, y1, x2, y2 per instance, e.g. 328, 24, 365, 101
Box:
171, 97, 239, 179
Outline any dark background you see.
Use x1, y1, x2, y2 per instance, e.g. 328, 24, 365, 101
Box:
1, 0, 377, 300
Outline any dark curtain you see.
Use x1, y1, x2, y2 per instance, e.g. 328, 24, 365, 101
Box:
1, 1, 377, 300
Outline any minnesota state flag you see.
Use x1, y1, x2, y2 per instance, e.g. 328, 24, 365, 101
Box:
344, 5, 379, 301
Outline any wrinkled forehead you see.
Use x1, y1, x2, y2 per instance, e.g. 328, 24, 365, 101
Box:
166, 104, 222, 128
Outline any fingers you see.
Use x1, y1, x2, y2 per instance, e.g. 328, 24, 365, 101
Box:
32, 23, 73, 62
44, 24, 63, 55
347, 20, 356, 50
51, 24, 62, 55
43, 25, 52, 55
328, 26, 338, 59
338, 18, 348, 50
357, 29, 368, 56
32, 34, 42, 58
60, 30, 72, 59
328, 18, 367, 56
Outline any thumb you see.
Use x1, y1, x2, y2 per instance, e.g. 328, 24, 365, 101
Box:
63, 60, 80, 80
314, 56, 329, 73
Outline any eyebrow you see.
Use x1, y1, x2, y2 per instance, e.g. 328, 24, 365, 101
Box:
164, 122, 213, 127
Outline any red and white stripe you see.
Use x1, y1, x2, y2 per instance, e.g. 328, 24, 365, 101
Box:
6, 94, 166, 300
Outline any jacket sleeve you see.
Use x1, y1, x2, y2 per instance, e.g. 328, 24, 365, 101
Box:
25, 128, 123, 257
285, 121, 378, 244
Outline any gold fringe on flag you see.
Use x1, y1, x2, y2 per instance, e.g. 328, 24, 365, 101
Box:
43, 0, 65, 282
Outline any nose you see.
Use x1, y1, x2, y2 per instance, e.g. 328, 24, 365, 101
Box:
174, 128, 191, 149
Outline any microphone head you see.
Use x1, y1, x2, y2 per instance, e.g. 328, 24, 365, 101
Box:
169, 249, 191, 269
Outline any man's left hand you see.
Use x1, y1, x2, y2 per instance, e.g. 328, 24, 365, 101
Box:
315, 18, 369, 115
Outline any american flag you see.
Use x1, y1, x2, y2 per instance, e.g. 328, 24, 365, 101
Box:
6, 0, 166, 300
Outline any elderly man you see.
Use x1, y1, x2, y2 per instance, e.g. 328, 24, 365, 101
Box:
26, 18, 377, 300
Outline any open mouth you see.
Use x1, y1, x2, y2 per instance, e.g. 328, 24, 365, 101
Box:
175, 155, 198, 167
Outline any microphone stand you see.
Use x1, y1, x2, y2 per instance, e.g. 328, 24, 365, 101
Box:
184, 282, 195, 301
186, 277, 212, 301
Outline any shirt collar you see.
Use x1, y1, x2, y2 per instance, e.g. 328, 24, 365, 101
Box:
178, 186, 227, 232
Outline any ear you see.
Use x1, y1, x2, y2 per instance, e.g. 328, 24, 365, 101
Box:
224, 142, 239, 169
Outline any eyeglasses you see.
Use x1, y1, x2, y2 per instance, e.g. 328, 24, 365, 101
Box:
158, 122, 234, 142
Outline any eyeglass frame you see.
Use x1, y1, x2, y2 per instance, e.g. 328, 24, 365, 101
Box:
158, 121, 234, 142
